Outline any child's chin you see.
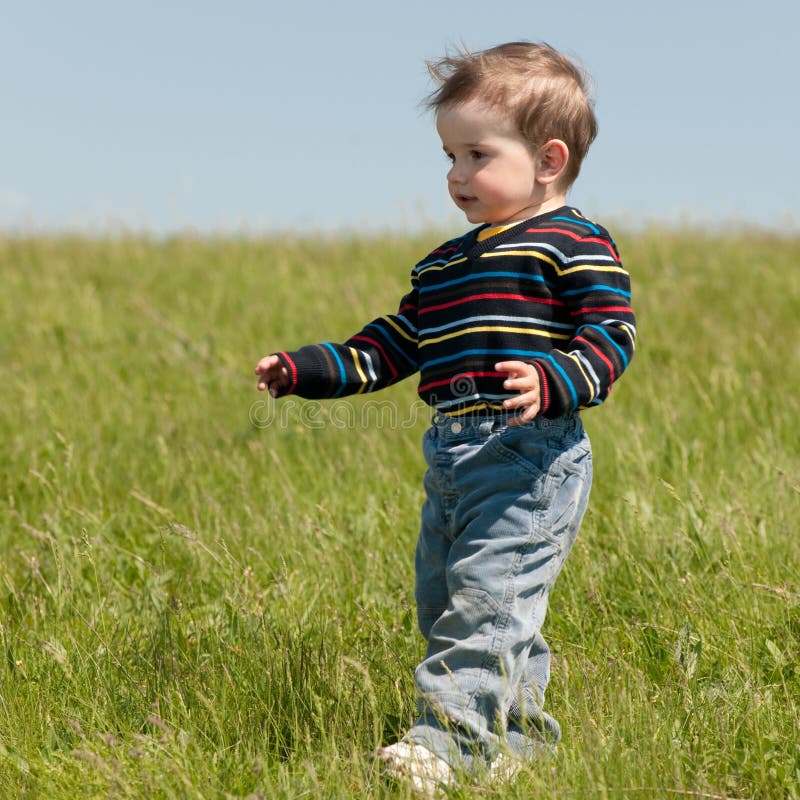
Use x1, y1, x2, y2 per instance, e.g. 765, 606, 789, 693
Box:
464, 209, 487, 224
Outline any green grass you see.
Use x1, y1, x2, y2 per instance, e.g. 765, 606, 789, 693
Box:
0, 227, 798, 799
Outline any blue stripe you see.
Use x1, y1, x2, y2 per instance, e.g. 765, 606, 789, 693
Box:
552, 216, 600, 234
579, 324, 630, 369
419, 313, 574, 337
364, 321, 417, 368
420, 348, 545, 370
322, 343, 348, 397
416, 251, 464, 270
561, 284, 631, 299
419, 271, 548, 293
395, 314, 418, 335
417, 256, 457, 269
541, 354, 578, 408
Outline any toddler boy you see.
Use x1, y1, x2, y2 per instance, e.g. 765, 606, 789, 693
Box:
256, 41, 635, 792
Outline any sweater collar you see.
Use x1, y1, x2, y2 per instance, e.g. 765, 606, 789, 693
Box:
466, 205, 573, 256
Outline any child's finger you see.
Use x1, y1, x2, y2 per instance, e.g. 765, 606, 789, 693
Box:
255, 354, 277, 375
507, 405, 539, 425
504, 391, 523, 406
505, 396, 540, 424
494, 360, 528, 376
503, 390, 538, 409
503, 376, 530, 391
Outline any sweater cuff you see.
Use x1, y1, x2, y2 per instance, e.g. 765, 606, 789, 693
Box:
273, 346, 340, 399
273, 351, 299, 396
532, 361, 551, 416
531, 359, 574, 418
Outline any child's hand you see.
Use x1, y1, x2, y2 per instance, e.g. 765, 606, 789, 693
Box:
495, 361, 541, 426
255, 354, 290, 397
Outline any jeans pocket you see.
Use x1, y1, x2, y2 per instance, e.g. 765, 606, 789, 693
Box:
485, 427, 552, 478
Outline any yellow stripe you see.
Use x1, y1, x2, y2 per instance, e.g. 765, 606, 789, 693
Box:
565, 351, 596, 401
382, 316, 416, 343
417, 256, 468, 275
617, 322, 637, 351
444, 401, 507, 417
481, 249, 628, 277
349, 347, 369, 394
420, 325, 570, 348
556, 262, 629, 277
481, 249, 559, 269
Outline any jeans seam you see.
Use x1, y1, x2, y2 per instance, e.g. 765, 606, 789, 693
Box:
467, 505, 538, 716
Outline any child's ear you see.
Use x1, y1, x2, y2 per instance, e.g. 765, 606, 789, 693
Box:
536, 139, 569, 185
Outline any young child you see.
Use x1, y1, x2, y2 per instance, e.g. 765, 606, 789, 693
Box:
255, 41, 635, 791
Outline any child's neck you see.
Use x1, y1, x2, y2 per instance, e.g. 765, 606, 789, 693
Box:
495, 192, 567, 226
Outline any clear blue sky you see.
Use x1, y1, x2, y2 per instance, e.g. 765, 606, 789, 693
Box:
2, 1, 798, 235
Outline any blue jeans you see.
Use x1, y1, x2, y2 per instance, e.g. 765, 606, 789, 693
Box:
405, 412, 592, 768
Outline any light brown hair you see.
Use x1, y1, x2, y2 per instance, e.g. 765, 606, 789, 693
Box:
426, 42, 597, 188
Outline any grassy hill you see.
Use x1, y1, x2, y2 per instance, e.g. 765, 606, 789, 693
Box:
1, 229, 798, 798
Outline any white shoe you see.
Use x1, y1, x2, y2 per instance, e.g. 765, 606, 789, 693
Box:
490, 752, 524, 782
375, 741, 454, 795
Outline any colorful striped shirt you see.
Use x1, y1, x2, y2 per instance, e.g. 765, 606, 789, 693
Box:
274, 206, 636, 418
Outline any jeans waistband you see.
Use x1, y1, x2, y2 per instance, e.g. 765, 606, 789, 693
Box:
430, 411, 578, 440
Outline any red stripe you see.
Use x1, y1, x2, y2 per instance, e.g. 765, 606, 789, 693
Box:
278, 351, 298, 393
569, 305, 632, 316
418, 370, 503, 394
350, 335, 399, 381
575, 335, 615, 383
398, 303, 416, 314
533, 361, 550, 414
420, 293, 565, 315
530, 227, 619, 258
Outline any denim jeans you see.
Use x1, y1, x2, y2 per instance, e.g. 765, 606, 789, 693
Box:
405, 411, 592, 768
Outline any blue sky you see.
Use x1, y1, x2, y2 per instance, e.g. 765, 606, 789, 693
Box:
2, 1, 798, 235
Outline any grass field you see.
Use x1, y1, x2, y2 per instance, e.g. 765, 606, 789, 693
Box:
0, 227, 798, 799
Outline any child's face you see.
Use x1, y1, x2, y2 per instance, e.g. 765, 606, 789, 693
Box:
436, 100, 563, 225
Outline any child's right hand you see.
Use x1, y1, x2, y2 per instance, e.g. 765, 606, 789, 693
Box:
255, 354, 289, 397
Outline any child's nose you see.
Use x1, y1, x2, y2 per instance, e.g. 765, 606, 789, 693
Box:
447, 162, 465, 184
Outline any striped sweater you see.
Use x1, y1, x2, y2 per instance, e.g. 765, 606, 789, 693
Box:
274, 206, 636, 418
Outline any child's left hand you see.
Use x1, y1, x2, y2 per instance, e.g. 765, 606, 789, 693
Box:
496, 361, 541, 426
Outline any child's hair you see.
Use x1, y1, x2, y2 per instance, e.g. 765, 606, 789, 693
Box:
426, 41, 597, 188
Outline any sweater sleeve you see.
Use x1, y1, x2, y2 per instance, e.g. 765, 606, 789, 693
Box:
534, 231, 636, 417
272, 275, 419, 399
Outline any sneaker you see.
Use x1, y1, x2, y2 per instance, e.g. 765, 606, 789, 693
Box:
375, 741, 454, 795
490, 752, 524, 782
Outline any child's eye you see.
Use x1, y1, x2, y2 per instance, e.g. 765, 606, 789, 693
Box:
470, 150, 485, 160
444, 152, 455, 163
